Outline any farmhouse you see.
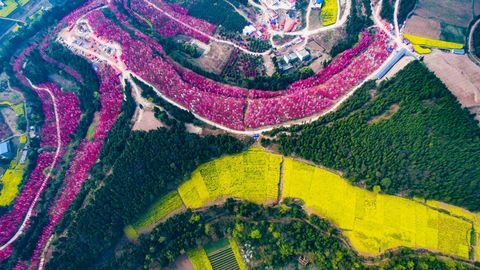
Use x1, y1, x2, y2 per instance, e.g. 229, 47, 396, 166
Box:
295, 48, 311, 61
283, 51, 298, 63
0, 140, 14, 160
312, 0, 323, 9
242, 25, 256, 36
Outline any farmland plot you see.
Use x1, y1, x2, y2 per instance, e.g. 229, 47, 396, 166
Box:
178, 148, 282, 208
282, 158, 474, 259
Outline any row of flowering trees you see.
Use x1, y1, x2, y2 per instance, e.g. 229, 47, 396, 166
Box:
27, 66, 123, 269
0, 46, 82, 257
130, 0, 215, 43
0, 2, 118, 266
86, 7, 391, 131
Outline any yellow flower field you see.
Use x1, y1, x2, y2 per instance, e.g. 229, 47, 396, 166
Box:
187, 247, 213, 270
131, 191, 185, 232
321, 0, 338, 26
0, 162, 25, 206
229, 238, 247, 270
132, 148, 480, 261
412, 45, 432, 54
178, 147, 282, 208
282, 158, 473, 259
0, 101, 25, 116
404, 34, 464, 50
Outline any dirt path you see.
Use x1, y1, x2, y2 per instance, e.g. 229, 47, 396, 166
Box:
144, 0, 271, 56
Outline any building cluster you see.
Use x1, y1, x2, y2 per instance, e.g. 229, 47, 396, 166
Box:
261, 0, 296, 10
278, 48, 311, 72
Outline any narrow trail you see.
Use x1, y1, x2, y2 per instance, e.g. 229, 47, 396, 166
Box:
393, 0, 401, 39
276, 157, 285, 204
468, 17, 480, 66
144, 0, 271, 56
0, 81, 62, 252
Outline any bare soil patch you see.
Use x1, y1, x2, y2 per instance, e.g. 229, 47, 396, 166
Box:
414, 0, 473, 28
424, 50, 480, 121
404, 15, 441, 40
192, 41, 233, 75
311, 26, 346, 52
308, 10, 322, 30
1, 108, 20, 136
132, 109, 164, 131
404, 0, 475, 42
175, 254, 194, 270
368, 104, 400, 125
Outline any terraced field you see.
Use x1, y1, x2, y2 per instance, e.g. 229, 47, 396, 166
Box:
178, 148, 282, 208
283, 158, 473, 259
131, 148, 480, 261
188, 239, 246, 270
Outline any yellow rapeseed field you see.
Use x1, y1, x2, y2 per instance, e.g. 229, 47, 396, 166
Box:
132, 148, 479, 261
132, 191, 185, 232
188, 247, 213, 270
229, 238, 247, 270
282, 158, 473, 259
178, 148, 282, 208
404, 34, 464, 50
321, 0, 338, 26
0, 162, 25, 206
412, 45, 432, 54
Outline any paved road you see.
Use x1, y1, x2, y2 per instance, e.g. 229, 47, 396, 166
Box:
468, 17, 480, 66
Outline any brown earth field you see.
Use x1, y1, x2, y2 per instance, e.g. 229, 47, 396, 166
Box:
191, 41, 233, 75
424, 50, 480, 121
404, 15, 441, 40
404, 0, 480, 42
414, 0, 476, 28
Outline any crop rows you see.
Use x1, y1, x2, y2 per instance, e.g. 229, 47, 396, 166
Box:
404, 34, 464, 51
178, 148, 282, 208
282, 158, 473, 259
131, 148, 479, 261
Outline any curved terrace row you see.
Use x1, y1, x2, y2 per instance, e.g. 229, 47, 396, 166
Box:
78, 0, 392, 131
